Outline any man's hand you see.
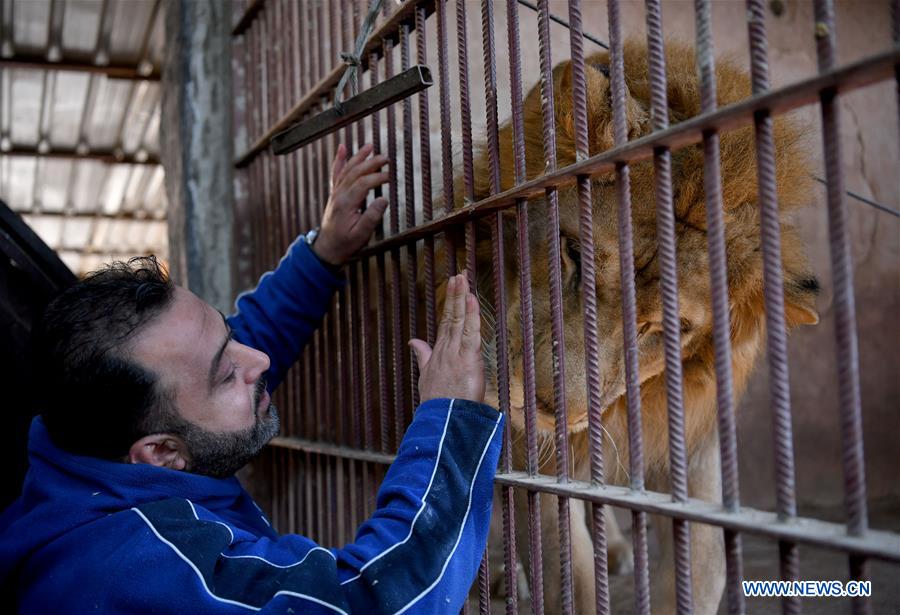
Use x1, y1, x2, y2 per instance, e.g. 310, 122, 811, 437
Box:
409, 274, 486, 404
313, 143, 389, 266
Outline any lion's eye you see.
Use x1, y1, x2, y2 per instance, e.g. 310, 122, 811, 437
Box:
637, 322, 663, 337
562, 237, 582, 287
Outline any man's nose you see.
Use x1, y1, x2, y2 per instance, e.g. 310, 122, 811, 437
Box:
238, 343, 271, 382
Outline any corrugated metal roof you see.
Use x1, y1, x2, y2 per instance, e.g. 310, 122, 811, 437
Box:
0, 0, 167, 276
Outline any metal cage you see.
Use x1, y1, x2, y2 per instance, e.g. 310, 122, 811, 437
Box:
231, 1, 900, 613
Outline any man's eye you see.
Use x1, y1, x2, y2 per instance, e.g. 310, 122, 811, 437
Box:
224, 367, 236, 383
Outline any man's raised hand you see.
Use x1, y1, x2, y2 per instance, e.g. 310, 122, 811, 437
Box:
312, 143, 389, 266
409, 274, 486, 404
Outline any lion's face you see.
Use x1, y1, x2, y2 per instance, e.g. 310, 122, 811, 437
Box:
473, 41, 819, 440
495, 174, 715, 435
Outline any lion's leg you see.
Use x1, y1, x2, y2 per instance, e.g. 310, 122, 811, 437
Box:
513, 488, 596, 615
648, 431, 726, 615
582, 501, 635, 576
604, 505, 635, 575
482, 485, 530, 602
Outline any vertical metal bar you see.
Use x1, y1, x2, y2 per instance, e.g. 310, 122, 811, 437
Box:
401, 21, 420, 413
470, 1, 513, 610
432, 0, 453, 345
348, 264, 367, 529
454, 0, 474, 286
565, 0, 611, 612
534, 2, 574, 613
436, 0, 457, 277
639, 0, 694, 610
743, 1, 803, 612
692, 2, 747, 613
369, 49, 392, 453
383, 33, 407, 447
316, 0, 326, 83
505, 1, 543, 612
812, 3, 871, 614
475, 2, 505, 610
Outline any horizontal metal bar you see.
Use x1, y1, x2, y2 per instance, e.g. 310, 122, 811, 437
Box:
352, 46, 900, 260
234, 0, 436, 168
265, 436, 900, 563
1, 146, 160, 165
232, 0, 266, 36
0, 55, 159, 81
272, 65, 433, 155
269, 435, 396, 465
493, 473, 900, 564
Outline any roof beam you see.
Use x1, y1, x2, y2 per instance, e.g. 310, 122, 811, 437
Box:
20, 209, 165, 222
1, 145, 160, 165
0, 55, 160, 81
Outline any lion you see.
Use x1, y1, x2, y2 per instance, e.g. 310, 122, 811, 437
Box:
437, 40, 820, 613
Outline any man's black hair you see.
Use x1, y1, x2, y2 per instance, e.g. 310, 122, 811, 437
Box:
33, 256, 176, 459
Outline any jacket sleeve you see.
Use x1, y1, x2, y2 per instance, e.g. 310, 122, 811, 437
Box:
126, 398, 504, 615
227, 237, 345, 392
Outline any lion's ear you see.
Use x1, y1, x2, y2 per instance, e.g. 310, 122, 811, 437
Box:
784, 274, 820, 326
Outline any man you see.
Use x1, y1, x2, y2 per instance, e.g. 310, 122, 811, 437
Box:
0, 144, 504, 614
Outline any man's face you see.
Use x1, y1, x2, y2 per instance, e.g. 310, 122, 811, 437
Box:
129, 287, 280, 477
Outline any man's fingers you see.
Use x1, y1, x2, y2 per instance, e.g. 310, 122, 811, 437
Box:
448, 274, 468, 345
331, 144, 348, 188
440, 275, 458, 327
357, 197, 388, 230
408, 339, 432, 371
341, 154, 389, 189
342, 142, 374, 174
347, 171, 390, 205
460, 292, 482, 354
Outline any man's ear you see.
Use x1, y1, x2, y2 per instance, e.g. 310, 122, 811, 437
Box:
128, 434, 189, 471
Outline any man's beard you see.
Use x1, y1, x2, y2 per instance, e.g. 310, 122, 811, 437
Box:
163, 378, 281, 478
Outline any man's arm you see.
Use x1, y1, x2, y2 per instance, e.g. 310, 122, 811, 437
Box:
124, 397, 502, 615
227, 238, 344, 392
121, 275, 498, 613
228, 144, 389, 392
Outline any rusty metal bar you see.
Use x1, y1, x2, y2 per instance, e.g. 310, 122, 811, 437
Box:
351, 45, 899, 252
813, 3, 871, 614
534, 2, 575, 613
438, 0, 456, 275
415, 4, 437, 349
454, 0, 475, 288
742, 2, 802, 614
639, 0, 694, 609
368, 50, 392, 454
566, 0, 612, 612
400, 21, 419, 415
504, 0, 544, 612
476, 3, 501, 610
692, 2, 748, 614
271, 66, 433, 155
471, 0, 512, 611
382, 34, 407, 448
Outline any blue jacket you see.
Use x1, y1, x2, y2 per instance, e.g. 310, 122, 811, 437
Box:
0, 239, 504, 614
